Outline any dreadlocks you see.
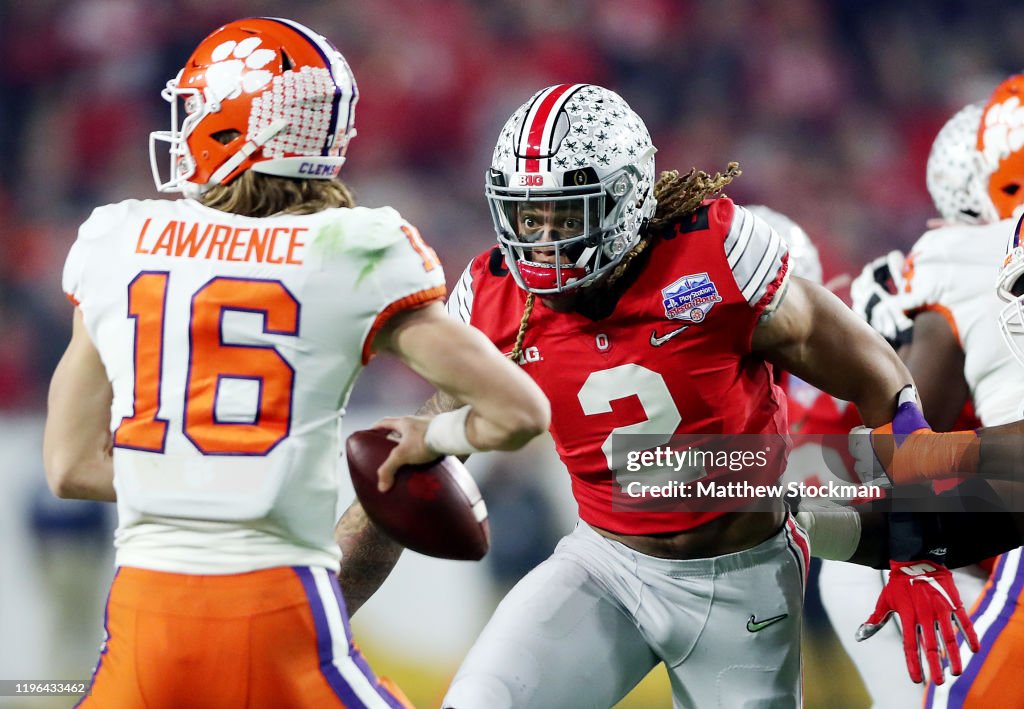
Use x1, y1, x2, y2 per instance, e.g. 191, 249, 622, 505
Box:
648, 161, 742, 234
508, 162, 742, 364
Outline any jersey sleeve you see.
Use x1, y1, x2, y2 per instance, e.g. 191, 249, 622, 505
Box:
445, 261, 475, 324
61, 202, 127, 308
897, 230, 960, 339
721, 202, 791, 317
356, 208, 448, 363
62, 237, 88, 307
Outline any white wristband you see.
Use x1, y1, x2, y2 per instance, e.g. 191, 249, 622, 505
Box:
424, 405, 482, 457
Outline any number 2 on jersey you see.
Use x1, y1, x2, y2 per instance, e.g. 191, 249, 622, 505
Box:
578, 364, 682, 471
114, 273, 299, 456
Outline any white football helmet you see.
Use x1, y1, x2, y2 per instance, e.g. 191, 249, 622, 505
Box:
745, 205, 822, 284
486, 84, 657, 294
150, 17, 358, 198
996, 213, 1024, 365
926, 102, 989, 225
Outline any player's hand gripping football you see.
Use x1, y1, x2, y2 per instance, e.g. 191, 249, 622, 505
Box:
856, 560, 980, 684
850, 250, 914, 349
371, 415, 438, 492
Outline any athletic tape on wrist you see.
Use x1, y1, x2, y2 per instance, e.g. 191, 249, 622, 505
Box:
424, 405, 482, 456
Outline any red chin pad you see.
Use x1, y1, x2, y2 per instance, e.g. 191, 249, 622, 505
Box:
518, 261, 588, 291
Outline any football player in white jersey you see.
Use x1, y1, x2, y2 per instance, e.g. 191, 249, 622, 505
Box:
41, 17, 549, 709
850, 79, 1024, 704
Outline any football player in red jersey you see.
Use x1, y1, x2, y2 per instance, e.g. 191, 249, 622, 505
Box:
338, 84, 976, 707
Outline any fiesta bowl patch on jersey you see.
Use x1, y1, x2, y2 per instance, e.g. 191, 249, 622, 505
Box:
661, 272, 723, 323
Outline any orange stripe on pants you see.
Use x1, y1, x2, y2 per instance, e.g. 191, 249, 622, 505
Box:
76, 566, 413, 709
961, 598, 1024, 707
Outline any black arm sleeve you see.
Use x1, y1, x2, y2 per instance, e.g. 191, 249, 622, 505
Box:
849, 478, 1024, 569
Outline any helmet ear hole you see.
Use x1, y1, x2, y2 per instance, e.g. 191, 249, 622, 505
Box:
1002, 183, 1021, 197
211, 129, 242, 145
280, 49, 294, 71
1012, 277, 1024, 298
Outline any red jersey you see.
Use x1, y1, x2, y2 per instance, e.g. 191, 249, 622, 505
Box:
448, 198, 791, 534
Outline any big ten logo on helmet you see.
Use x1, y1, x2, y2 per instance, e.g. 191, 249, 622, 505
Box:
516, 346, 542, 365
517, 174, 546, 187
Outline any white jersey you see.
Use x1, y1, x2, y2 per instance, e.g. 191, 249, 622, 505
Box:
899, 218, 1024, 426
63, 198, 446, 574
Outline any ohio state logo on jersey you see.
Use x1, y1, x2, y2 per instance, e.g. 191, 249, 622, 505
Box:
661, 272, 723, 323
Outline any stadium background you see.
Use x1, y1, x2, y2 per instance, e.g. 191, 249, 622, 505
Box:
1, 1, 1023, 706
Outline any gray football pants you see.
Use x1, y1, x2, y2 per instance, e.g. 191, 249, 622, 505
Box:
443, 518, 808, 709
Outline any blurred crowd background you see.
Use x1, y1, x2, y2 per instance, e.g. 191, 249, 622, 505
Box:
2, 1, 1024, 707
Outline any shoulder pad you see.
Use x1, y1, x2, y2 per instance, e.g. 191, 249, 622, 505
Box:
311, 206, 410, 257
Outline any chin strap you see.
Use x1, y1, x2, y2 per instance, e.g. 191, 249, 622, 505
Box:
207, 118, 290, 186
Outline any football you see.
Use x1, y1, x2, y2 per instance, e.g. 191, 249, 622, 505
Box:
345, 428, 490, 561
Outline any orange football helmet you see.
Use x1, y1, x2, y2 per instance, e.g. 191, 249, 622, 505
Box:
150, 17, 358, 196
977, 73, 1024, 220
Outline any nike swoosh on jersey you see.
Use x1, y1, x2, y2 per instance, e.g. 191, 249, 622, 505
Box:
650, 325, 690, 347
746, 613, 788, 633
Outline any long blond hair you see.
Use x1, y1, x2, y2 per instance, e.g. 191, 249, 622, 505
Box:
200, 172, 356, 217
507, 162, 741, 364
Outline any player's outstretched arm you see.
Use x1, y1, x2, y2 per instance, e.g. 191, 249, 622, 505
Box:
751, 276, 912, 426
864, 417, 1024, 485
43, 309, 116, 502
798, 494, 1024, 570
752, 277, 984, 682
371, 301, 550, 489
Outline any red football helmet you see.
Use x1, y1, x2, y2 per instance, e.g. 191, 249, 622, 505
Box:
150, 17, 358, 196
977, 74, 1024, 220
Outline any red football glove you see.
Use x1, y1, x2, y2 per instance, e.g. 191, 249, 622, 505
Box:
855, 560, 980, 684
